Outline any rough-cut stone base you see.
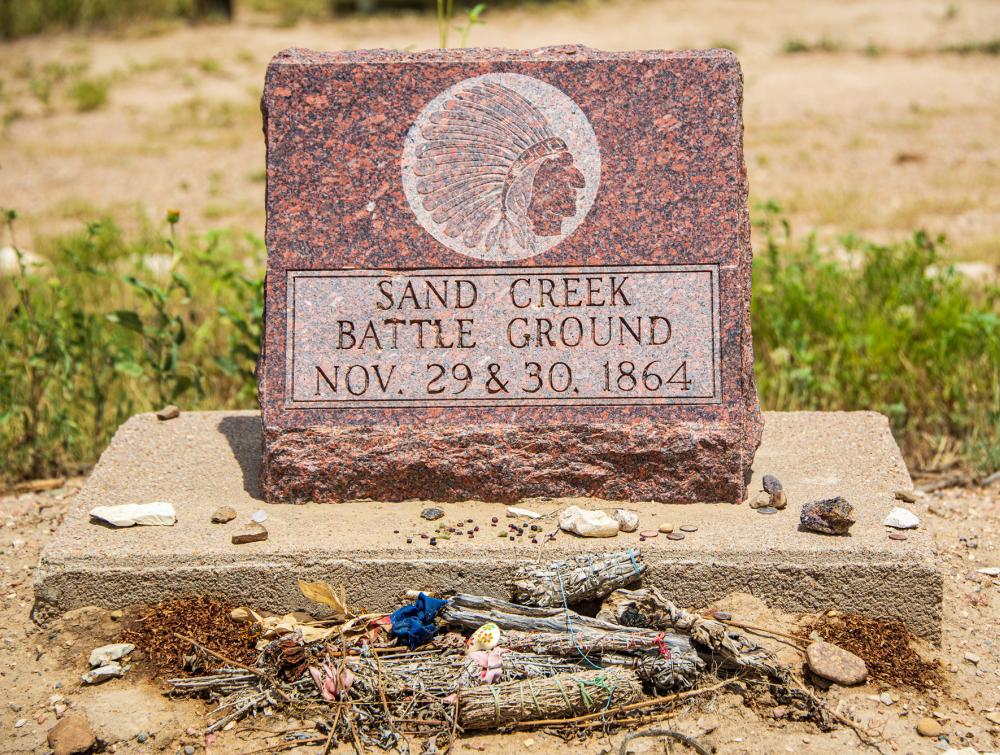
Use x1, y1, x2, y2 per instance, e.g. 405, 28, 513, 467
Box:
262, 422, 749, 504
35, 410, 941, 641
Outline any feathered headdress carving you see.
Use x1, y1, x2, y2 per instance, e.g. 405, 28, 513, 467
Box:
412, 81, 570, 256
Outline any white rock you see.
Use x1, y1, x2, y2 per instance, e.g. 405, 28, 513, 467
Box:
88, 643, 134, 668
82, 662, 124, 685
976, 567, 1000, 577
883, 507, 920, 529
558, 506, 619, 538
251, 509, 268, 523
89, 502, 176, 527
612, 509, 639, 533
506, 506, 541, 519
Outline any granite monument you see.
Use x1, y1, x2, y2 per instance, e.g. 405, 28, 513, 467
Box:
259, 46, 761, 503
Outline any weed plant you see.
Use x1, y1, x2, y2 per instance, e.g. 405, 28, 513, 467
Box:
0, 205, 997, 483
753, 202, 1000, 474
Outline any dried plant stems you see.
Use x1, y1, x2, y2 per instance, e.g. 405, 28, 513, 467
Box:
510, 677, 738, 728
458, 668, 643, 730
512, 550, 646, 607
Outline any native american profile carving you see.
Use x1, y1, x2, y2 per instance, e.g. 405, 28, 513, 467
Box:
402, 74, 600, 261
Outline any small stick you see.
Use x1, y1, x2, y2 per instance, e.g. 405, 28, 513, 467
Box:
618, 727, 711, 755
718, 620, 808, 648
171, 632, 293, 704
238, 736, 327, 755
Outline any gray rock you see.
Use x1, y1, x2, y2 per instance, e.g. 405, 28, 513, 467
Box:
883, 506, 920, 529
420, 507, 444, 521
762, 474, 783, 494
806, 640, 867, 685
612, 509, 639, 532
82, 661, 124, 685
800, 497, 855, 535
88, 643, 134, 668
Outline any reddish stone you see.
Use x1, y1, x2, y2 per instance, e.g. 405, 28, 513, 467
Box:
259, 46, 762, 503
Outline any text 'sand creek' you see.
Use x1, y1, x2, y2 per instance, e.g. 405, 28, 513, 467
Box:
285, 265, 721, 408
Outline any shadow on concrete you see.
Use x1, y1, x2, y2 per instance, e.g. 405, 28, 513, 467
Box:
218, 414, 265, 501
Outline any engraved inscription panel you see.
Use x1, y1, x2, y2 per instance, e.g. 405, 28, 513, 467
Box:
285, 265, 721, 408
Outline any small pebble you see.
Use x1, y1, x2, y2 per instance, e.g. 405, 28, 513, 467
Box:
679, 525, 697, 533
666, 532, 685, 541
210, 506, 237, 524
916, 717, 943, 737
137, 732, 149, 743
658, 523, 674, 533
639, 530, 659, 538
185, 747, 196, 755
712, 610, 731, 621
889, 532, 908, 541
491, 517, 499, 524
895, 489, 918, 503
749, 493, 770, 509
406, 537, 412, 544
879, 692, 894, 706
421, 508, 444, 521
757, 506, 778, 515
964, 652, 981, 664
429, 537, 437, 546
762, 474, 783, 493
420, 533, 429, 539
155, 404, 180, 421
231, 523, 268, 545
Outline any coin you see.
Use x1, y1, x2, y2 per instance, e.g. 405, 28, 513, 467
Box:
666, 532, 686, 541
888, 531, 908, 541
757, 506, 778, 515
679, 525, 698, 533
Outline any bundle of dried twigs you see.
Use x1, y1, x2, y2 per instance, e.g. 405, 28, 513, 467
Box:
458, 667, 644, 730
512, 550, 646, 607
598, 587, 783, 676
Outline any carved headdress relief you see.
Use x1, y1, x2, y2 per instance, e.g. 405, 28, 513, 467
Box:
402, 73, 600, 261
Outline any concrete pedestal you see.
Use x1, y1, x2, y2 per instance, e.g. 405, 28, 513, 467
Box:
34, 411, 941, 640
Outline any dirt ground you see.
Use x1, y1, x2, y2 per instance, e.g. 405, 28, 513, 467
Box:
0, 0, 999, 264
0, 479, 997, 754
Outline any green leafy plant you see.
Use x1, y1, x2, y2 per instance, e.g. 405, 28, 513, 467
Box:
437, 0, 487, 48
68, 76, 109, 112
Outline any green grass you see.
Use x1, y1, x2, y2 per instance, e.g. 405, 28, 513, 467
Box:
1, 0, 201, 39
68, 76, 110, 111
0, 205, 997, 484
752, 202, 1000, 474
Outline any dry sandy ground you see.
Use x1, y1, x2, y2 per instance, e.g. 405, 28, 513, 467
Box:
0, 480, 998, 754
0, 0, 999, 264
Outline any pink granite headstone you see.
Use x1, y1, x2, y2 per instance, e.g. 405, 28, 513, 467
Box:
259, 46, 762, 504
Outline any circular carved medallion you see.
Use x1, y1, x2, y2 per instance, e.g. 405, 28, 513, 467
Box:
402, 73, 601, 261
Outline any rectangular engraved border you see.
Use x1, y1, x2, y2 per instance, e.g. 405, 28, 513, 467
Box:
284, 264, 722, 409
